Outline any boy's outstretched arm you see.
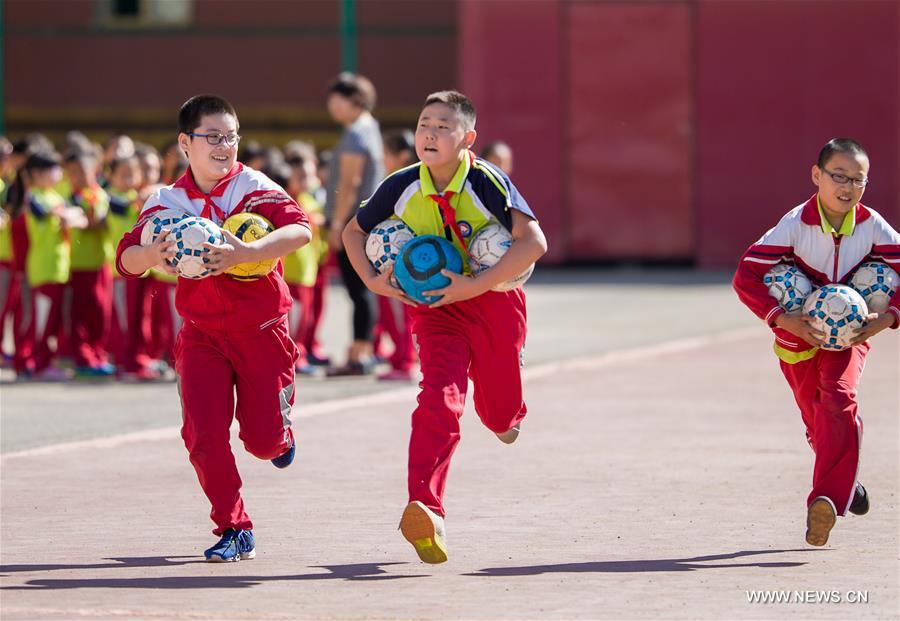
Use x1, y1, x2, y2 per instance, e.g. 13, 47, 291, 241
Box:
426, 210, 548, 308
342, 215, 417, 306
204, 223, 312, 276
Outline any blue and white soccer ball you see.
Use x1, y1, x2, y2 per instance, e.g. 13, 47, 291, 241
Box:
802, 284, 868, 351
763, 264, 813, 312
468, 223, 534, 292
365, 218, 416, 275
849, 262, 898, 313
394, 234, 463, 304
169, 216, 224, 280
140, 208, 190, 247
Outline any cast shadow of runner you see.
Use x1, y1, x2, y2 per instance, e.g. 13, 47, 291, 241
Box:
0, 557, 203, 574
465, 549, 815, 576
1, 561, 426, 589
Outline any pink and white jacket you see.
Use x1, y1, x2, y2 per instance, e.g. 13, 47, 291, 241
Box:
733, 194, 900, 354
116, 163, 310, 333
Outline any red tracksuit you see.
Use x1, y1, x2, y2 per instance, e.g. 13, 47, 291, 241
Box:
116, 163, 310, 534
734, 195, 900, 515
409, 288, 528, 517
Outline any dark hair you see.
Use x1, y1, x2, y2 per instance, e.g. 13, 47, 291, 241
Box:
422, 90, 476, 131
317, 149, 333, 169
480, 140, 510, 160
327, 73, 377, 111
178, 94, 238, 135
284, 140, 316, 166
262, 161, 292, 191
109, 155, 138, 175
134, 143, 160, 160
7, 151, 61, 217
817, 138, 868, 169
238, 140, 264, 165
383, 129, 415, 156
63, 147, 97, 165
25, 150, 61, 172
13, 134, 54, 157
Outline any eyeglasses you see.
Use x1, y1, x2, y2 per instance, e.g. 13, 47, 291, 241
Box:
821, 168, 869, 189
188, 132, 241, 147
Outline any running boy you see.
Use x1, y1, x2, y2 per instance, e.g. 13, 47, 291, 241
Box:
116, 95, 312, 562
733, 138, 900, 547
342, 90, 548, 563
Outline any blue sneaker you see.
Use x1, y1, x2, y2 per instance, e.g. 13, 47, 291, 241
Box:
204, 529, 255, 562
271, 441, 295, 469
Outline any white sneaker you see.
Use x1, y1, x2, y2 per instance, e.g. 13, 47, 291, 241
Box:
399, 501, 448, 564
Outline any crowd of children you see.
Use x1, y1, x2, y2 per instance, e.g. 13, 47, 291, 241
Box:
0, 121, 491, 383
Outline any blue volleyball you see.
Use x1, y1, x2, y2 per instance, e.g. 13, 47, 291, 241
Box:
394, 235, 463, 304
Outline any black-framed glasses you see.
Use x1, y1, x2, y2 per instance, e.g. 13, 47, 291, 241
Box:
188, 132, 241, 147
821, 168, 869, 189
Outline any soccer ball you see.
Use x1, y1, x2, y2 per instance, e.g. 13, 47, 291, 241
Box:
222, 212, 276, 281
849, 262, 898, 313
468, 223, 534, 291
763, 264, 813, 312
169, 216, 224, 280
394, 234, 463, 304
365, 218, 415, 274
802, 284, 868, 351
140, 208, 190, 247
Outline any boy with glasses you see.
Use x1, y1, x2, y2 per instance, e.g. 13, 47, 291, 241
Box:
733, 138, 900, 547
116, 95, 312, 562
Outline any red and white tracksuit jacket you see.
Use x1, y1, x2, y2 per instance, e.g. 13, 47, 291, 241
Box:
116, 163, 311, 534
733, 194, 900, 515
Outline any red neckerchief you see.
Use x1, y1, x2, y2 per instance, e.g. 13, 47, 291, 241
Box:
427, 151, 476, 259
174, 163, 242, 222
428, 190, 474, 260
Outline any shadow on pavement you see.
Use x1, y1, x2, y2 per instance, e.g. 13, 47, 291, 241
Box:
1, 561, 426, 589
0, 557, 203, 573
465, 549, 815, 576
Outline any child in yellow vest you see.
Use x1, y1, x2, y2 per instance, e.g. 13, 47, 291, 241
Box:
106, 155, 155, 379
65, 150, 116, 376
284, 146, 329, 372
23, 151, 79, 379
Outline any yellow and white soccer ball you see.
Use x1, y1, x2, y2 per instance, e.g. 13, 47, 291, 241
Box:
222, 212, 276, 281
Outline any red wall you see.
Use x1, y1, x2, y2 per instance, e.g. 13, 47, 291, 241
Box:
567, 2, 693, 260
461, 0, 900, 266
696, 0, 900, 267
459, 0, 566, 263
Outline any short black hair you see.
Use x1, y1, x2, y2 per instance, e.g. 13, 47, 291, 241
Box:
326, 73, 377, 111
178, 94, 238, 135
383, 129, 415, 156
262, 161, 292, 191
24, 150, 61, 171
422, 90, 476, 131
109, 155, 138, 175
817, 138, 868, 169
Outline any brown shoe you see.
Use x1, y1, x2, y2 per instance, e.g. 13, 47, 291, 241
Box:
805, 497, 836, 546
496, 423, 521, 444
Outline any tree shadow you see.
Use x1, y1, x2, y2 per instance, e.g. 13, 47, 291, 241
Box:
1, 561, 425, 590
465, 549, 815, 577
